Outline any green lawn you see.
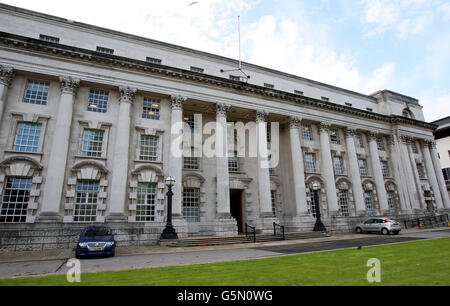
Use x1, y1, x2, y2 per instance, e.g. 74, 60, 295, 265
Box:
1, 237, 449, 286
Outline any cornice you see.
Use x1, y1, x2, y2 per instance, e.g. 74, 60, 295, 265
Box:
0, 31, 438, 131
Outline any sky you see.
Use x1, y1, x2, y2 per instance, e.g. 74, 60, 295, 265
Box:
2, 0, 449, 122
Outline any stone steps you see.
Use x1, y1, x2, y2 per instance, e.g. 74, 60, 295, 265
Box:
160, 231, 330, 247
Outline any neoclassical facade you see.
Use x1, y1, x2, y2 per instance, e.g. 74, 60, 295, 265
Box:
0, 4, 448, 250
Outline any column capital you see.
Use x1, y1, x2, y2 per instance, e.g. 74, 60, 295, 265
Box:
386, 135, 396, 146
59, 76, 80, 96
119, 86, 137, 104
170, 95, 187, 110
0, 65, 15, 87
344, 128, 356, 138
367, 131, 378, 141
318, 122, 330, 133
216, 103, 231, 118
288, 116, 301, 129
256, 109, 269, 122
399, 135, 412, 145
428, 140, 437, 149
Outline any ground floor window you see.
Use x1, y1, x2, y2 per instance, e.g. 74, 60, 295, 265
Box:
0, 177, 32, 223
364, 191, 374, 215
271, 190, 277, 216
136, 183, 157, 222
309, 192, 318, 218
74, 180, 99, 222
183, 188, 200, 222
387, 191, 396, 214
338, 190, 350, 216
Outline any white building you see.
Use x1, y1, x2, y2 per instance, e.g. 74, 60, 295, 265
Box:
0, 4, 448, 251
431, 116, 450, 197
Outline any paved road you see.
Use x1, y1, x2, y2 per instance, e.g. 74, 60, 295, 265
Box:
0, 229, 448, 279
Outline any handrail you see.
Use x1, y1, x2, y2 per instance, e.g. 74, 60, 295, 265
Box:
245, 223, 256, 243
273, 222, 286, 240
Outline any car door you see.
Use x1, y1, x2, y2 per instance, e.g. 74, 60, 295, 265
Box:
373, 219, 383, 232
362, 219, 374, 232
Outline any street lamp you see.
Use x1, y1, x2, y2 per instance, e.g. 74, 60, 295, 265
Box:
312, 182, 327, 232
160, 176, 178, 240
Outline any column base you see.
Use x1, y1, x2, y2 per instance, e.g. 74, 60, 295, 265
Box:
36, 212, 62, 223
256, 214, 278, 234
212, 214, 238, 236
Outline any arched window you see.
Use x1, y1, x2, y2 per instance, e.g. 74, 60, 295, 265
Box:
402, 108, 414, 119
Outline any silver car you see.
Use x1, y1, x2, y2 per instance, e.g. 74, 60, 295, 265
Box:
354, 217, 401, 235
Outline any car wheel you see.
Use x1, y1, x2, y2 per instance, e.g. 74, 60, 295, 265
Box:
381, 228, 389, 235
355, 227, 363, 234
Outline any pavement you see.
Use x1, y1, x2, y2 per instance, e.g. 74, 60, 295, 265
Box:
0, 227, 448, 279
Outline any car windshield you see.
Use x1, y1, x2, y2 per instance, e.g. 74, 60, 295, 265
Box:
83, 227, 112, 236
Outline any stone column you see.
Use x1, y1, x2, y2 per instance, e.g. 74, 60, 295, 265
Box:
406, 137, 426, 210
216, 103, 231, 216
256, 110, 273, 217
0, 65, 14, 122
398, 136, 420, 210
288, 116, 308, 215
387, 135, 410, 213
367, 132, 389, 213
344, 128, 365, 214
429, 141, 450, 209
318, 123, 338, 214
422, 140, 444, 209
107, 86, 137, 222
38, 76, 80, 222
168, 95, 187, 217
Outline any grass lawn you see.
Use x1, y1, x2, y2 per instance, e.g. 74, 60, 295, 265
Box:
0, 237, 449, 286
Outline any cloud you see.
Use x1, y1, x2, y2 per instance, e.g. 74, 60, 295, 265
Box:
438, 2, 450, 21
419, 92, 450, 122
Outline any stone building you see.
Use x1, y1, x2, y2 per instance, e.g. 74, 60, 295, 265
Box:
431, 116, 450, 198
0, 4, 448, 251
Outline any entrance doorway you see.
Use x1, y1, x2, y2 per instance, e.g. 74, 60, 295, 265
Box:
230, 189, 244, 233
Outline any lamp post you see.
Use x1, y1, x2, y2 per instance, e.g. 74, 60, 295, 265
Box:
160, 176, 178, 240
312, 182, 327, 232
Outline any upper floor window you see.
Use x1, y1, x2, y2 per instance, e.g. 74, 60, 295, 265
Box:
381, 161, 390, 177
294, 90, 304, 95
96, 46, 114, 55
333, 156, 344, 175
23, 80, 50, 105
345, 102, 353, 107
358, 159, 368, 176
146, 57, 162, 64
355, 134, 364, 148
271, 190, 277, 216
183, 114, 197, 133
329, 129, 340, 145
304, 153, 316, 173
87, 89, 109, 113
402, 108, 414, 119
301, 124, 313, 141
264, 83, 274, 89
139, 135, 159, 162
142, 98, 160, 120
229, 75, 241, 81
321, 97, 330, 102
81, 129, 104, 157
416, 163, 425, 179
39, 34, 59, 43
13, 123, 42, 153
411, 141, 418, 154
0, 177, 32, 223
366, 108, 373, 112
190, 66, 204, 73
376, 137, 385, 151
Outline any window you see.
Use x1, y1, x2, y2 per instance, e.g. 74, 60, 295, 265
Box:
142, 98, 160, 120
184, 147, 199, 170
74, 180, 99, 222
411, 141, 418, 154
13, 123, 42, 153
442, 168, 450, 181
294, 90, 304, 95
228, 153, 239, 172
23, 80, 49, 105
358, 159, 368, 176
304, 153, 316, 173
364, 191, 374, 215
136, 183, 157, 222
266, 123, 271, 143
264, 83, 274, 89
190, 66, 204, 73
183, 188, 200, 222
321, 97, 330, 102
0, 177, 32, 223
333, 156, 344, 175
345, 102, 352, 107
355, 134, 364, 148
309, 192, 318, 218
416, 163, 425, 179
301, 124, 313, 141
39, 34, 59, 43
81, 130, 104, 157
338, 190, 349, 216
376, 137, 385, 151
146, 57, 162, 64
330, 129, 340, 145
87, 89, 109, 113
229, 75, 240, 81
366, 108, 373, 112
271, 190, 277, 216
381, 161, 390, 177
139, 135, 159, 161
387, 191, 396, 214
183, 114, 197, 133
96, 46, 114, 55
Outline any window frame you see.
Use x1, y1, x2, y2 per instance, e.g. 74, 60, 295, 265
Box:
23, 79, 50, 106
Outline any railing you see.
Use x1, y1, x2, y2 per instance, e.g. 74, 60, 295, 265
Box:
273, 222, 286, 240
402, 213, 449, 229
245, 223, 256, 243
